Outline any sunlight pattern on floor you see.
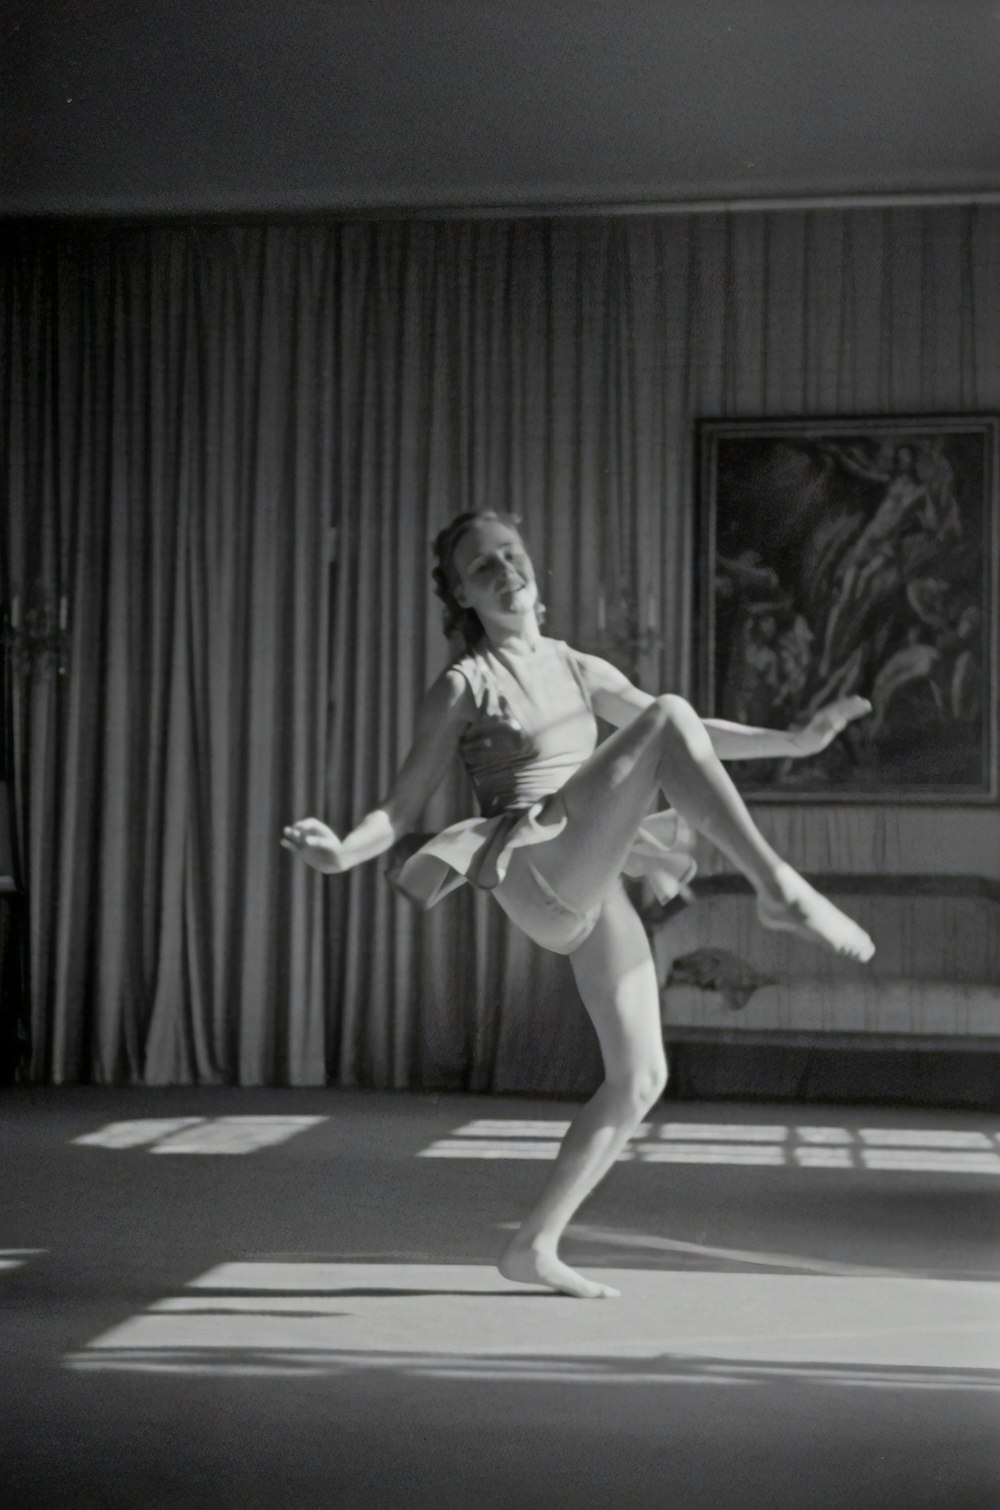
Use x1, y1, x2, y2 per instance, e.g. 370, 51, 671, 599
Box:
63, 1263, 1000, 1385
72, 1117, 327, 1154
0, 1249, 46, 1272
418, 1119, 1000, 1173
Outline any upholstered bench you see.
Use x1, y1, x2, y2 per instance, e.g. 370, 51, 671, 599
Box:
642, 874, 1000, 1053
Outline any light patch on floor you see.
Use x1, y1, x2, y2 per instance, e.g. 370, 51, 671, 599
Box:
559, 1223, 908, 1277
0, 1249, 46, 1272
62, 1262, 1000, 1385
72, 1116, 327, 1154
419, 1119, 1000, 1174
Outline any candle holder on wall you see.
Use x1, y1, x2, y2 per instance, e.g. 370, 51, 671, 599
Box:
2, 592, 71, 681
588, 584, 661, 680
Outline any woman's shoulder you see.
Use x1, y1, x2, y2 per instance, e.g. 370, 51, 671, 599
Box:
544, 635, 593, 660
422, 657, 478, 718
447, 644, 487, 689
541, 635, 582, 666
424, 648, 496, 721
554, 641, 632, 692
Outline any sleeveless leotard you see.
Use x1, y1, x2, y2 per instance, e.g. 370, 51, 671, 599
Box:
458, 638, 598, 816
388, 637, 697, 950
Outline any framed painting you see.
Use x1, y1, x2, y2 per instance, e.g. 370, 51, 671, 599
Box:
697, 416, 999, 801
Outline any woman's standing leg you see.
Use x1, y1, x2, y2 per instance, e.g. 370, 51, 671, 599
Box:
499, 884, 668, 1299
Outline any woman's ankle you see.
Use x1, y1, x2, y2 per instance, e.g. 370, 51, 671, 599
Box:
506, 1226, 557, 1256
754, 859, 800, 905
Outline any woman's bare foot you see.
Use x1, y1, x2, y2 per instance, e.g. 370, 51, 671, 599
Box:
499, 1237, 620, 1299
757, 864, 875, 961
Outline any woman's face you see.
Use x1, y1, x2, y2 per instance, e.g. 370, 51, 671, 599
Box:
452, 518, 538, 627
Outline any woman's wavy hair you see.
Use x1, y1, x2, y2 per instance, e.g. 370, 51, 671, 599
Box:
431, 509, 546, 651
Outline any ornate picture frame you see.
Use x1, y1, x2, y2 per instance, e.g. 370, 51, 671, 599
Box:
697, 416, 999, 802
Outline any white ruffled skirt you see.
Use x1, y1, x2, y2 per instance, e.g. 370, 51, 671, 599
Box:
387, 796, 698, 951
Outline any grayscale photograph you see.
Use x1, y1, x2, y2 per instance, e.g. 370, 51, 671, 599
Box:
2, 3, 999, 1508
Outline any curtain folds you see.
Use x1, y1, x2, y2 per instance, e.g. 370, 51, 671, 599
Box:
3, 208, 997, 1086
3, 228, 334, 1083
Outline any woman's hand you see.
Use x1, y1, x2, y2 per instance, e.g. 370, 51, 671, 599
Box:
792, 695, 872, 756
281, 818, 347, 874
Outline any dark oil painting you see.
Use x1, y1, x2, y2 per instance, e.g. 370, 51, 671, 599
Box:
699, 417, 998, 800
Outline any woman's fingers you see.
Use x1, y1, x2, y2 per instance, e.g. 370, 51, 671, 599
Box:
283, 819, 330, 843
839, 695, 872, 722
817, 695, 871, 731
282, 821, 342, 875
804, 695, 873, 752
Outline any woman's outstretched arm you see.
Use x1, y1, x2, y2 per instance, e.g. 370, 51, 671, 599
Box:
574, 650, 870, 760
699, 701, 871, 759
282, 669, 470, 874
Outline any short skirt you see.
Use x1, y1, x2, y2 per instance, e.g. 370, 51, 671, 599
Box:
386, 795, 699, 934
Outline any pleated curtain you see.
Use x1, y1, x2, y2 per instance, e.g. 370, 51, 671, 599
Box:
3, 208, 997, 1086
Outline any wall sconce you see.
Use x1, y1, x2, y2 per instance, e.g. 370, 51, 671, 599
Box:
593, 584, 661, 677
2, 593, 71, 680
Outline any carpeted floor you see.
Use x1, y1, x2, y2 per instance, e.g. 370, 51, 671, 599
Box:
2, 1086, 998, 1509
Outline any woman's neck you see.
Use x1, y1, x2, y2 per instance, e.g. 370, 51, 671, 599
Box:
484, 617, 543, 657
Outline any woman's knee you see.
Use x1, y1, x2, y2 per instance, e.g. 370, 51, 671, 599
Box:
610, 1055, 669, 1112
647, 694, 713, 760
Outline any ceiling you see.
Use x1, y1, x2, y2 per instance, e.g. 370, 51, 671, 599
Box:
4, 0, 1000, 218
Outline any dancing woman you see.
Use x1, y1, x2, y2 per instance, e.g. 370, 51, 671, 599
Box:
283, 511, 874, 1299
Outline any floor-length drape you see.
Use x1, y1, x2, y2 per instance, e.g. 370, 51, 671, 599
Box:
2, 227, 334, 1083
3, 208, 999, 1086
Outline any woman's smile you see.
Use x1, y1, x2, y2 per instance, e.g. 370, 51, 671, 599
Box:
449, 516, 543, 650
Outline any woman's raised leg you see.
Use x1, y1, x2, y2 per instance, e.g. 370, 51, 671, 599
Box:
532, 695, 874, 960
499, 884, 667, 1298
